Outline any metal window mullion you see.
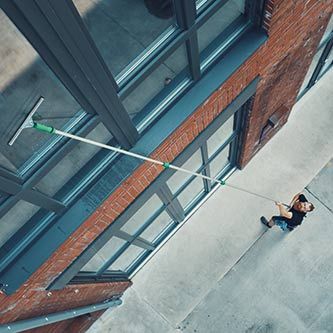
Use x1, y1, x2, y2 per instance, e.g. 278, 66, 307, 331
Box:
177, 0, 201, 81
179, 0, 196, 29
187, 34, 201, 81
1, 0, 96, 117
41, 0, 138, 137
117, 0, 199, 100
112, 231, 153, 252
226, 137, 238, 167
245, 0, 266, 28
2, 0, 138, 149
0, 168, 22, 184
157, 185, 185, 222
0, 180, 65, 217
37, 0, 139, 147
201, 144, 212, 192
0, 117, 99, 219
308, 38, 333, 88
174, 0, 186, 28
112, 230, 135, 242
166, 198, 185, 222
95, 242, 131, 276
195, 0, 230, 29
17, 189, 66, 214
0, 176, 21, 195
134, 206, 166, 237
118, 32, 187, 100
133, 237, 155, 251
205, 132, 237, 165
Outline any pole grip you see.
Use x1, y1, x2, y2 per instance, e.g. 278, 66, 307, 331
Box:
33, 122, 55, 134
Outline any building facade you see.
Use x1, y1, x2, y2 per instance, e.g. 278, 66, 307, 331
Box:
0, 0, 332, 331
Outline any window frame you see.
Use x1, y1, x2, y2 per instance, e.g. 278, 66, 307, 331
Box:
0, 0, 266, 295
298, 26, 333, 100
50, 86, 254, 289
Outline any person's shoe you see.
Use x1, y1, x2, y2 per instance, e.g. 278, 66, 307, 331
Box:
260, 216, 272, 228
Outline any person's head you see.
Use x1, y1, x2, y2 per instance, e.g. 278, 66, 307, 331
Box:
294, 201, 315, 213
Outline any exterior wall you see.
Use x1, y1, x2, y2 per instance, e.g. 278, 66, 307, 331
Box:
239, 0, 332, 165
0, 282, 129, 330
0, 0, 332, 332
22, 310, 106, 333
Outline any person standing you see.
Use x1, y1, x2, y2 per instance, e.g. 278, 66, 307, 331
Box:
261, 193, 315, 231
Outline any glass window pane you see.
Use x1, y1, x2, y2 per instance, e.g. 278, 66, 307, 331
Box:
209, 146, 230, 179
299, 50, 322, 94
122, 43, 188, 120
320, 14, 333, 44
140, 211, 173, 243
36, 123, 113, 197
121, 194, 163, 235
0, 191, 8, 205
167, 149, 203, 194
0, 201, 39, 248
198, 0, 246, 53
108, 245, 145, 272
196, 0, 215, 13
73, 0, 177, 80
0, 10, 86, 175
207, 116, 234, 157
320, 47, 333, 76
177, 177, 204, 210
81, 237, 127, 272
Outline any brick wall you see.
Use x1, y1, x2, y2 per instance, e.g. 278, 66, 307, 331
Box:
0, 282, 129, 331
0, 1, 332, 332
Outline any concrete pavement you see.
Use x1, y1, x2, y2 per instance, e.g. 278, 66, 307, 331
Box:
88, 69, 333, 333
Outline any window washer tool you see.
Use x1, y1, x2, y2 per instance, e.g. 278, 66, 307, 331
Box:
23, 120, 289, 208
8, 97, 44, 146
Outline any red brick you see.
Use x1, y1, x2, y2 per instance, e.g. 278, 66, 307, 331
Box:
3, 1, 332, 329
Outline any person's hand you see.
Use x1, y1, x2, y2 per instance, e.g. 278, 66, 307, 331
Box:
275, 201, 282, 206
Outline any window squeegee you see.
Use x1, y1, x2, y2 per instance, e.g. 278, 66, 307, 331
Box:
8, 96, 44, 146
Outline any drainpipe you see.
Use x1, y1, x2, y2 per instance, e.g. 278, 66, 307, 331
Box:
0, 298, 122, 333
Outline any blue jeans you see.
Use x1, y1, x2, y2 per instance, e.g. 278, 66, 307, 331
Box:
272, 216, 291, 231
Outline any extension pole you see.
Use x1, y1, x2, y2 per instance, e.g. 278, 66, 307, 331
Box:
32, 123, 289, 207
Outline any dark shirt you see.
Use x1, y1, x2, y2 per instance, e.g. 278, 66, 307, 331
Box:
286, 194, 308, 227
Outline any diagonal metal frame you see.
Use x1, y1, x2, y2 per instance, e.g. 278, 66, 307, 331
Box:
0, 116, 99, 219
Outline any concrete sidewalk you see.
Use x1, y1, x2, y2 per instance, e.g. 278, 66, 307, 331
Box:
88, 69, 333, 333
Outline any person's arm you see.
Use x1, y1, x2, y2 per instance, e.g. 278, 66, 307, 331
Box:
276, 202, 292, 219
289, 193, 301, 207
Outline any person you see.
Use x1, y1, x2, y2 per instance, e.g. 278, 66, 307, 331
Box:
261, 193, 315, 231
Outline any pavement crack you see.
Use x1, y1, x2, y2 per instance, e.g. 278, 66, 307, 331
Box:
132, 287, 179, 331
305, 187, 333, 214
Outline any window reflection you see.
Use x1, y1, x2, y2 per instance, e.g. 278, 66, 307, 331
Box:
198, 0, 246, 53
122, 43, 189, 120
177, 177, 205, 210
320, 47, 333, 75
36, 123, 113, 197
140, 211, 173, 243
207, 116, 234, 157
81, 237, 127, 272
120, 194, 164, 235
209, 146, 230, 179
0, 201, 39, 248
0, 10, 86, 175
167, 149, 203, 194
108, 245, 145, 271
73, 0, 177, 80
